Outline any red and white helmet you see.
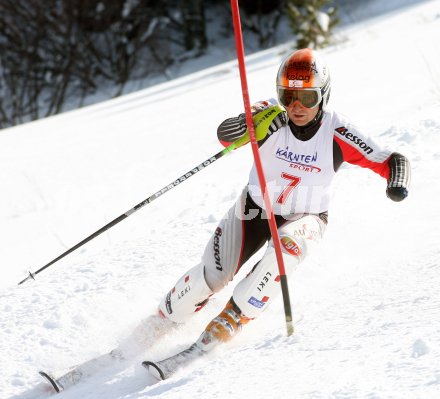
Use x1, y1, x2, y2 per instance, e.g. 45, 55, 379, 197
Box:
276, 48, 331, 109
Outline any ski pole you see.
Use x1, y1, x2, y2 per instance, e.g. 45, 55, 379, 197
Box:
18, 142, 238, 285
230, 0, 294, 336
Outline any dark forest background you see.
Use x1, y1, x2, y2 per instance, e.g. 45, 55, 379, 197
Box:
0, 0, 340, 128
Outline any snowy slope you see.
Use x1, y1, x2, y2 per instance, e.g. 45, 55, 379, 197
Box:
1, 1, 440, 398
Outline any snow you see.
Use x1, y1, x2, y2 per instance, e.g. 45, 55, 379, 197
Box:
1, 1, 440, 398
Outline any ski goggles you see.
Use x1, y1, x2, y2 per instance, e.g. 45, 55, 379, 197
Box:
277, 87, 322, 108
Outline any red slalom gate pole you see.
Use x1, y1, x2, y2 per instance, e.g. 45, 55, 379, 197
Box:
230, 0, 294, 336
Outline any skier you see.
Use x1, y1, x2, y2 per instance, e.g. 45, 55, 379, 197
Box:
157, 48, 410, 352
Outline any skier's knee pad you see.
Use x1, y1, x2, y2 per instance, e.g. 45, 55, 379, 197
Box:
158, 263, 213, 324
231, 245, 301, 319
232, 216, 323, 319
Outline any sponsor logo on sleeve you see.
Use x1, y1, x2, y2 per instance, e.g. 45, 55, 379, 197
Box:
335, 126, 373, 155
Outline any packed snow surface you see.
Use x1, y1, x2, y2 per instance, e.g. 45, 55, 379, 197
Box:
1, 1, 440, 398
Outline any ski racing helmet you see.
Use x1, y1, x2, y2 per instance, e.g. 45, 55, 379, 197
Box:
276, 48, 331, 109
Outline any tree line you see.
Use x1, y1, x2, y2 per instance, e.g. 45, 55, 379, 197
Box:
0, 0, 338, 128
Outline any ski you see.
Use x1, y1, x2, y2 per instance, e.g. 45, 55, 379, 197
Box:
142, 311, 304, 381
38, 349, 123, 392
142, 343, 204, 380
38, 371, 63, 393
39, 314, 177, 393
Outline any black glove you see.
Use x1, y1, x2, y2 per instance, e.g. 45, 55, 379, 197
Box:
268, 112, 286, 133
386, 186, 408, 202
217, 113, 247, 144
386, 153, 410, 202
